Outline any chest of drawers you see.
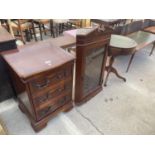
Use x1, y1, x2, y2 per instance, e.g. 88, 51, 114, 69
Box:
2, 41, 75, 132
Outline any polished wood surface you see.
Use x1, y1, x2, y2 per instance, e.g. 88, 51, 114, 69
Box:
2, 41, 75, 80
2, 41, 75, 132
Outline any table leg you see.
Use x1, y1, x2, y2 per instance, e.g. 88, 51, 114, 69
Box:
126, 53, 135, 72
110, 67, 126, 82
150, 42, 155, 56
104, 56, 114, 86
104, 56, 126, 86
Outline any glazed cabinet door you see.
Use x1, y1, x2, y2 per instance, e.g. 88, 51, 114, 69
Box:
83, 45, 106, 95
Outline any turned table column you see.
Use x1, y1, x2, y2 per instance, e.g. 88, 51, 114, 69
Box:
104, 34, 137, 86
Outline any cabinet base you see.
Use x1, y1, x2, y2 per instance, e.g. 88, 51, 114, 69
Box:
75, 86, 102, 106
18, 100, 73, 132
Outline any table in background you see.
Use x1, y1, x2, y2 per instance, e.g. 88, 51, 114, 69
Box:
91, 19, 126, 27
126, 31, 155, 72
63, 29, 138, 85
104, 34, 137, 86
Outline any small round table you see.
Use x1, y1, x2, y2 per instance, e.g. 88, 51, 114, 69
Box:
104, 34, 137, 86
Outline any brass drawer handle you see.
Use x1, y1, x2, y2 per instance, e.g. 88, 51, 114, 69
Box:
48, 87, 64, 98
33, 79, 50, 89
65, 83, 72, 90
58, 95, 71, 104
39, 106, 52, 116
38, 95, 71, 117
35, 94, 48, 104
65, 69, 72, 76
57, 73, 64, 79
35, 85, 68, 104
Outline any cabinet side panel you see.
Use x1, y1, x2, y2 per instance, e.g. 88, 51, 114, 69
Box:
9, 68, 35, 119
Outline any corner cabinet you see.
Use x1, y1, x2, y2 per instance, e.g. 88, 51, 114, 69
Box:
75, 27, 113, 105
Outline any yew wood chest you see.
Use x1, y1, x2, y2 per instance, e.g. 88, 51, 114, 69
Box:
2, 41, 75, 132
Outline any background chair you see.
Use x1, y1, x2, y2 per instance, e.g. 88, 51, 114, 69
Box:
33, 19, 55, 40
8, 19, 37, 44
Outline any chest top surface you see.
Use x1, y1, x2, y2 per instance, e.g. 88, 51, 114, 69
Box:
0, 26, 15, 43
2, 41, 75, 80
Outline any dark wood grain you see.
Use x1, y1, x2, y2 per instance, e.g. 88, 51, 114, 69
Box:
2, 41, 75, 132
2, 41, 75, 80
75, 27, 113, 105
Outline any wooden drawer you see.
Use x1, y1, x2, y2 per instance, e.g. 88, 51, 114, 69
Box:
31, 77, 72, 99
33, 81, 72, 108
36, 94, 72, 120
29, 64, 73, 94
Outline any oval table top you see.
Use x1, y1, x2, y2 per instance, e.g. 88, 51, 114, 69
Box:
110, 34, 137, 49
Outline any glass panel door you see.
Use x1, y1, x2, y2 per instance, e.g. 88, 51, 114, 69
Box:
83, 46, 105, 95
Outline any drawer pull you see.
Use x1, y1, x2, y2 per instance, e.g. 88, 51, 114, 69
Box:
33, 79, 50, 89
48, 87, 64, 98
35, 94, 48, 103
65, 69, 71, 76
38, 95, 71, 117
65, 83, 72, 90
40, 106, 51, 116
57, 73, 64, 79
35, 83, 72, 104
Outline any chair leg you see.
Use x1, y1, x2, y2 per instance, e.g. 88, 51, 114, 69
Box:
104, 56, 114, 86
38, 23, 43, 40
58, 24, 61, 35
126, 53, 135, 72
50, 20, 55, 38
42, 24, 47, 35
25, 29, 30, 42
150, 42, 155, 56
31, 21, 37, 41
29, 29, 33, 39
55, 25, 59, 37
51, 27, 55, 38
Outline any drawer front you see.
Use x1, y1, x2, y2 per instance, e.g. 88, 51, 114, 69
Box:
31, 77, 72, 99
36, 94, 72, 120
29, 64, 73, 94
33, 81, 72, 108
